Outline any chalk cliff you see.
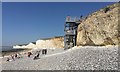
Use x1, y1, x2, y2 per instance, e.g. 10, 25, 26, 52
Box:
36, 36, 64, 48
77, 3, 119, 46
13, 36, 64, 49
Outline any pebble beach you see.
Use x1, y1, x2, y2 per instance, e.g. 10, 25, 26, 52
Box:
1, 45, 118, 70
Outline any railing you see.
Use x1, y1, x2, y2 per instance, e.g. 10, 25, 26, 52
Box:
66, 17, 80, 22
65, 30, 75, 35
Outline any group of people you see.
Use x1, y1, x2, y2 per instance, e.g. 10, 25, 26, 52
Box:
27, 51, 40, 60
6, 52, 22, 62
28, 49, 47, 60
6, 49, 48, 62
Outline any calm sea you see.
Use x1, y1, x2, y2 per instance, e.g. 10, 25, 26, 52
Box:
0, 46, 31, 57
0, 46, 13, 51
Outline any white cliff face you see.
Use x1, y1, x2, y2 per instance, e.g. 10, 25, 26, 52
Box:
26, 43, 36, 48
13, 45, 22, 48
13, 45, 28, 49
13, 36, 64, 49
13, 45, 21, 48
36, 37, 64, 49
36, 40, 53, 48
13, 45, 26, 49
13, 43, 36, 49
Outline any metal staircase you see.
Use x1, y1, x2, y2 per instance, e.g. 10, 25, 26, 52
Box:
64, 16, 81, 50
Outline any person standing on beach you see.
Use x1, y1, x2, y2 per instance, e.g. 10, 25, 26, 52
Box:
2, 54, 4, 58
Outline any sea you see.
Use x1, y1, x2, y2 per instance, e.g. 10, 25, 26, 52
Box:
0, 46, 31, 57
0, 46, 13, 58
0, 46, 13, 51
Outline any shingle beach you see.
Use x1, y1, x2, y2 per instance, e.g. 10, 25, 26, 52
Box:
1, 46, 118, 70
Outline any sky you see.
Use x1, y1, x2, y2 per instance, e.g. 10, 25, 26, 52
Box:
2, 2, 115, 46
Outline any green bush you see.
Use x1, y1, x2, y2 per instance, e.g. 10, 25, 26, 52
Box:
104, 7, 110, 13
